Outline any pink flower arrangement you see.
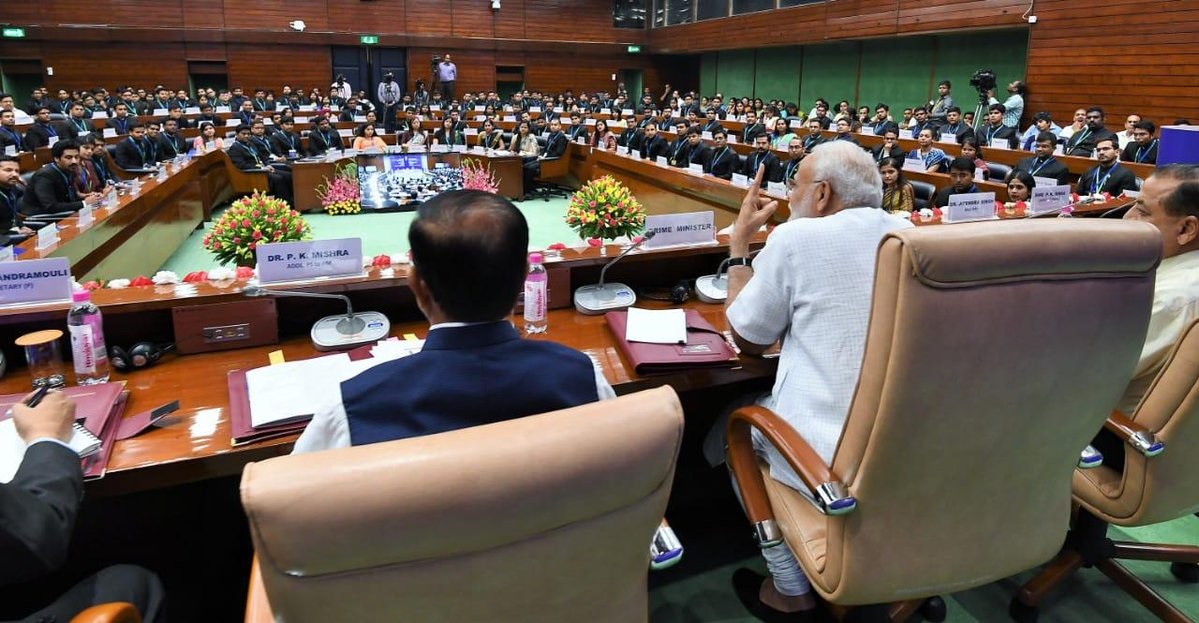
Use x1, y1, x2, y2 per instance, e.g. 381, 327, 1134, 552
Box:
203, 191, 312, 266
317, 163, 362, 215
461, 158, 500, 193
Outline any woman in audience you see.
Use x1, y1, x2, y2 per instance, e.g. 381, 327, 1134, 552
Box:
1006, 170, 1036, 203
402, 117, 428, 147
834, 118, 859, 144
483, 105, 497, 119
352, 123, 387, 151
418, 104, 433, 118
433, 117, 464, 146
515, 120, 540, 157
479, 118, 506, 150
909, 128, 948, 172
959, 136, 991, 180
192, 122, 225, 152
834, 100, 853, 122
770, 118, 796, 150
590, 119, 616, 150
762, 106, 780, 132
879, 157, 916, 214
74, 138, 108, 195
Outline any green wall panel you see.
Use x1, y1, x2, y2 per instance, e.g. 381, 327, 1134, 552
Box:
700, 52, 718, 98
934, 30, 1030, 119
753, 47, 802, 104
857, 36, 935, 112
798, 42, 860, 113
716, 49, 756, 98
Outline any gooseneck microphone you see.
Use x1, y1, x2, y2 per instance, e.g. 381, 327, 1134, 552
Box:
243, 285, 391, 350
574, 231, 656, 315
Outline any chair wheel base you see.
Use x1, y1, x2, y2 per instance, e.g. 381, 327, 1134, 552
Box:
1009, 597, 1039, 623
919, 596, 947, 622
1171, 562, 1199, 583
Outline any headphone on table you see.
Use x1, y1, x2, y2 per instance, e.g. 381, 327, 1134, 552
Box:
638, 279, 692, 305
109, 342, 175, 372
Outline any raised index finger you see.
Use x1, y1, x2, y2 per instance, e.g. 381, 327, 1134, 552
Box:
754, 163, 768, 188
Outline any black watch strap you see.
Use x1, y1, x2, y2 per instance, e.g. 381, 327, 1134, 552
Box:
728, 256, 752, 268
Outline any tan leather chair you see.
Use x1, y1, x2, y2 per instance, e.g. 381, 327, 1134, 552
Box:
1014, 319, 1199, 622
70, 603, 140, 623
241, 386, 684, 622
727, 219, 1161, 621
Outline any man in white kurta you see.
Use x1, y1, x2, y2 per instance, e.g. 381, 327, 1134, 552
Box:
723, 140, 912, 615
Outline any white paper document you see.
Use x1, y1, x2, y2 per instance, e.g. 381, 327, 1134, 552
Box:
625, 307, 687, 344
0, 418, 100, 484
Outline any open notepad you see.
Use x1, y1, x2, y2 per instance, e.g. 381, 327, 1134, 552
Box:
0, 419, 102, 484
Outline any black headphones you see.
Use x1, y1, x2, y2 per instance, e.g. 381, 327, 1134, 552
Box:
639, 280, 692, 305
109, 343, 175, 372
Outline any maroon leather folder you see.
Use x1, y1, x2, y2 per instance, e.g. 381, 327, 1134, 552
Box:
0, 382, 127, 480
605, 309, 738, 374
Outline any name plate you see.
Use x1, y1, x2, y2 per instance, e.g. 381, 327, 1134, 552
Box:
0, 257, 73, 307
215, 106, 232, 113
91, 111, 107, 119
1054, 144, 1064, 155
407, 145, 427, 153
902, 157, 925, 172
257, 238, 364, 284
553, 107, 564, 113
430, 144, 449, 153
0, 246, 11, 262
3, 146, 15, 156
766, 181, 787, 196
295, 117, 309, 124
600, 108, 612, 115
474, 106, 485, 112
225, 119, 240, 126
655, 156, 668, 167
944, 192, 998, 223
560, 117, 572, 125
616, 145, 629, 156
1033, 176, 1058, 188
585, 118, 597, 126
37, 224, 59, 249
430, 105, 441, 111
727, 135, 737, 143
76, 205, 94, 228
47, 137, 58, 148
576, 137, 586, 145
645, 211, 716, 249
687, 163, 705, 175
102, 128, 117, 138
353, 115, 367, 123
622, 109, 634, 116
989, 138, 1010, 150
1030, 185, 1073, 215
701, 131, 713, 140
153, 108, 169, 117
731, 173, 750, 188
938, 134, 957, 144
1123, 190, 1141, 199
464, 128, 479, 136
530, 107, 542, 113
898, 129, 914, 140
474, 115, 486, 121
337, 129, 354, 137
789, 119, 803, 128
185, 107, 201, 114
451, 144, 467, 153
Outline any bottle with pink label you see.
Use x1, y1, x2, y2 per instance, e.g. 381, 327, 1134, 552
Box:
68, 290, 110, 385
523, 253, 548, 334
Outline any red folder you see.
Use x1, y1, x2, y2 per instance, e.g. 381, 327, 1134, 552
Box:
605, 309, 739, 374
0, 382, 127, 480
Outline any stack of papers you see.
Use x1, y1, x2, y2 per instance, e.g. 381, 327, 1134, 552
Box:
625, 307, 688, 344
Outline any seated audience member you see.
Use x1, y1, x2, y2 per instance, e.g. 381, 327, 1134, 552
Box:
0, 155, 33, 243
833, 118, 859, 144
1121, 120, 1158, 165
522, 119, 568, 190
1004, 170, 1036, 205
308, 116, 345, 155
236, 100, 257, 126
248, 120, 282, 163
157, 118, 188, 159
1016, 132, 1071, 185
720, 140, 913, 617
0, 391, 165, 622
639, 124, 669, 161
293, 190, 615, 453
705, 130, 739, 180
1065, 107, 1118, 157
800, 118, 825, 154
229, 124, 293, 205
166, 106, 195, 130
196, 103, 220, 126
143, 122, 163, 162
770, 118, 796, 151
0, 109, 26, 153
477, 119, 505, 150
269, 118, 303, 157
61, 103, 94, 139
567, 114, 589, 142
909, 107, 933, 137
1059, 108, 1087, 140
959, 136, 991, 181
20, 140, 102, 216
433, 118, 465, 146
871, 129, 905, 164
741, 111, 766, 144
401, 117, 428, 148
939, 106, 974, 144
352, 122, 388, 151
1118, 114, 1143, 150
900, 108, 915, 128
107, 103, 137, 136
1020, 112, 1061, 150
675, 127, 709, 168
910, 129, 948, 172
89, 135, 120, 186
589, 119, 615, 150
74, 137, 108, 195
23, 107, 63, 150
113, 122, 158, 171
1078, 137, 1138, 197
980, 104, 1018, 150
870, 104, 899, 136
193, 122, 226, 153
933, 156, 981, 208
879, 156, 916, 214
743, 133, 782, 187
809, 103, 833, 130
702, 108, 725, 135
781, 138, 805, 184
0, 92, 34, 124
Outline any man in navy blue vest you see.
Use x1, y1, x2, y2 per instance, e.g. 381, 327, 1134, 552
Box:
294, 190, 615, 453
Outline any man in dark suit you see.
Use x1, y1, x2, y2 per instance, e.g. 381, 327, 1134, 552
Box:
684, 128, 711, 169
666, 124, 694, 167
781, 137, 806, 185
107, 103, 137, 136
933, 156, 980, 208
741, 110, 765, 144
567, 114, 589, 142
270, 118, 305, 158
230, 125, 293, 204
1078, 137, 1139, 197
870, 104, 899, 137
0, 155, 32, 243
61, 103, 94, 140
166, 107, 195, 130
0, 110, 25, 153
743, 133, 782, 187
235, 100, 257, 126
88, 135, 121, 186
23, 107, 64, 150
939, 107, 974, 144
798, 118, 825, 156
1015, 132, 1071, 185
1065, 107, 1118, 157
0, 391, 165, 622
156, 118, 188, 160
293, 190, 613, 453
980, 104, 1018, 150
20, 140, 102, 217
113, 123, 158, 171
1121, 120, 1159, 165
705, 130, 739, 180
701, 108, 725, 136
909, 107, 933, 139
307, 116, 345, 155
522, 119, 569, 190
871, 129, 906, 164
639, 124, 669, 161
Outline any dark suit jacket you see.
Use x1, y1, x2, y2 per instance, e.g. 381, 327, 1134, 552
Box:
20, 165, 85, 215
113, 137, 156, 170
92, 154, 119, 185
933, 184, 980, 209
1015, 156, 1071, 186
60, 118, 94, 140
1065, 127, 1116, 157
640, 135, 669, 161
705, 145, 738, 179
800, 134, 826, 154
22, 123, 63, 150
741, 123, 765, 144
0, 184, 25, 231
742, 150, 782, 185
688, 145, 712, 168
1121, 140, 1158, 165
542, 132, 568, 159
938, 123, 975, 144
0, 127, 25, 153
106, 115, 136, 136
157, 132, 188, 159
870, 120, 899, 136
270, 131, 304, 157
308, 129, 345, 155
1078, 163, 1138, 196
871, 144, 906, 164
0, 442, 83, 586
228, 140, 268, 170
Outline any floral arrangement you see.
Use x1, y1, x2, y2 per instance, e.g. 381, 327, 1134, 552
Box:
317, 162, 362, 215
912, 207, 943, 223
565, 176, 646, 242
203, 192, 312, 266
998, 200, 1029, 217
461, 158, 500, 193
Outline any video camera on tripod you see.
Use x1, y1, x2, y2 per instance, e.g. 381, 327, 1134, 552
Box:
970, 69, 997, 103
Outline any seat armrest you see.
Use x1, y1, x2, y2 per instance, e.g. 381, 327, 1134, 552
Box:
70, 602, 141, 623
1104, 410, 1165, 457
727, 406, 857, 548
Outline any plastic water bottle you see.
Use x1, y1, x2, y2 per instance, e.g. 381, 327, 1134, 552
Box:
523, 252, 548, 334
68, 290, 111, 385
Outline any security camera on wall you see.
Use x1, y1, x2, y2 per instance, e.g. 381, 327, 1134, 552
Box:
289, 20, 307, 32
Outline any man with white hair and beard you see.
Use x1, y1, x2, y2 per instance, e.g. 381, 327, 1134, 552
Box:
722, 140, 914, 617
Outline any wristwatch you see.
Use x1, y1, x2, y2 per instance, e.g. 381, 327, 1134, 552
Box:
727, 256, 752, 268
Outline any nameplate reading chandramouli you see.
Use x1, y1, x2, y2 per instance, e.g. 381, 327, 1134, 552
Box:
256, 238, 364, 284
0, 257, 73, 307
644, 212, 717, 249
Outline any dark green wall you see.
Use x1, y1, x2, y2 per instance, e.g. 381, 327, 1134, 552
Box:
697, 30, 1029, 113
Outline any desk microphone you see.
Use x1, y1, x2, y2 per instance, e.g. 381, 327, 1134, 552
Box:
695, 249, 761, 304
243, 285, 391, 351
573, 231, 656, 315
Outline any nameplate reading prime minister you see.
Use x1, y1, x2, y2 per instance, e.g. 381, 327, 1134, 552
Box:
0, 257, 73, 307
644, 212, 717, 249
1030, 185, 1073, 215
256, 238, 364, 284
944, 192, 998, 223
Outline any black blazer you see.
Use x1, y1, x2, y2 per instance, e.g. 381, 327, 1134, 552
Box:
979, 124, 1019, 150
20, 164, 85, 216
157, 132, 188, 159
1078, 163, 1138, 197
228, 140, 268, 170
1016, 156, 1071, 186
742, 150, 782, 185
107, 115, 137, 136
22, 123, 63, 150
1121, 139, 1158, 165
938, 123, 975, 144
639, 135, 669, 161
705, 145, 738, 180
113, 137, 156, 170
1065, 127, 1116, 157
0, 127, 25, 153
270, 131, 304, 157
871, 144, 906, 164
800, 134, 826, 154
542, 132, 568, 159
0, 184, 25, 231
0, 442, 84, 585
308, 129, 345, 155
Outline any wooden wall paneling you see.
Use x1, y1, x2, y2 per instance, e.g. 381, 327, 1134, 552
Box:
225, 45, 330, 93
46, 43, 190, 91
894, 0, 1028, 34
50, 0, 184, 29
823, 0, 900, 41
183, 0, 226, 29
184, 43, 228, 61
328, 0, 405, 32
492, 0, 528, 40
3, 5, 43, 23
406, 0, 454, 37
221, 0, 329, 32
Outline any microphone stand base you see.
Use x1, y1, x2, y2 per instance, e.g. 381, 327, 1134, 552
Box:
694, 275, 728, 304
573, 283, 637, 315
311, 311, 391, 351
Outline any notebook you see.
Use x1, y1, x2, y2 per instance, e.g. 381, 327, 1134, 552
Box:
0, 383, 127, 483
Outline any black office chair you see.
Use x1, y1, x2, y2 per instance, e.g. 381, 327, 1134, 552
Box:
911, 180, 936, 211
986, 162, 1012, 182
526, 136, 571, 201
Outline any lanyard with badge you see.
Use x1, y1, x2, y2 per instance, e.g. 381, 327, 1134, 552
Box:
1092, 164, 1119, 194
129, 137, 147, 166
1030, 157, 1056, 176
239, 142, 263, 167
1136, 140, 1157, 164
51, 163, 78, 201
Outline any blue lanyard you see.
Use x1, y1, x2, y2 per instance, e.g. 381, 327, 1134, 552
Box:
1030, 157, 1055, 176
72, 118, 88, 133
41, 123, 58, 138
713, 147, 727, 165
1136, 140, 1157, 163
786, 159, 799, 180
51, 164, 77, 201
80, 164, 90, 189
0, 127, 21, 149
238, 141, 262, 166
674, 141, 686, 158
128, 137, 147, 164
1071, 128, 1091, 148
1092, 164, 1118, 194
164, 134, 181, 156
986, 125, 1002, 144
